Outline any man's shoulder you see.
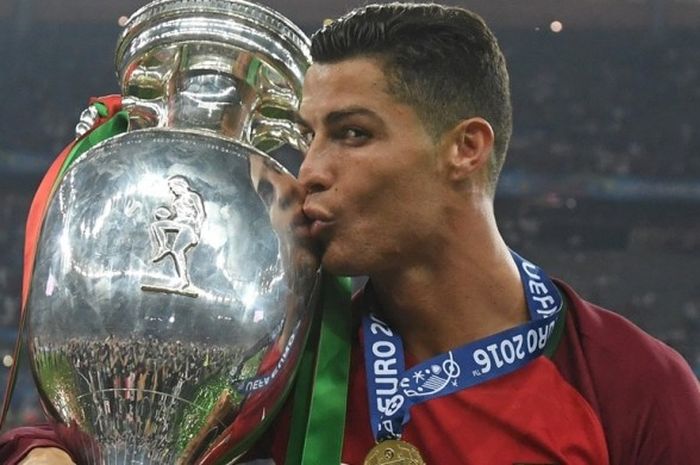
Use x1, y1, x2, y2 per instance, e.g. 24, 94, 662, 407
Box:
0, 424, 68, 465
553, 279, 700, 463
556, 278, 693, 386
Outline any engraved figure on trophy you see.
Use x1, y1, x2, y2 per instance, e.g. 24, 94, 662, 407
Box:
142, 175, 205, 297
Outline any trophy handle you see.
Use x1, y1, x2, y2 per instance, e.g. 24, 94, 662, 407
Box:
251, 114, 308, 154
250, 75, 308, 153
122, 94, 309, 154
121, 96, 166, 129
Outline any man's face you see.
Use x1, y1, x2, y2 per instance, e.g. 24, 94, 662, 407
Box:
298, 57, 450, 276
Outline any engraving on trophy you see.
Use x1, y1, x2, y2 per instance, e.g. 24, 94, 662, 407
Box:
141, 175, 205, 297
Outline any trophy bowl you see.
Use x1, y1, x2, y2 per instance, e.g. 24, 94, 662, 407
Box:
25, 1, 317, 464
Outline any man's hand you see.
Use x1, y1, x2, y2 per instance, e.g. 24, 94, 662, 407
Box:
19, 447, 76, 465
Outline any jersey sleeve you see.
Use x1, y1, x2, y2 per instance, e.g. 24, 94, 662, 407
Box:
553, 280, 700, 465
0, 425, 74, 465
624, 338, 700, 464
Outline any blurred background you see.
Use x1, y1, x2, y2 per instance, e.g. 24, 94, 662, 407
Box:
1, 0, 699, 429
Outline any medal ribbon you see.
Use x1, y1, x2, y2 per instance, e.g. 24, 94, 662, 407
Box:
363, 251, 563, 442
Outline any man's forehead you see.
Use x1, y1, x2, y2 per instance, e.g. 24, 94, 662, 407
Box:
303, 59, 390, 96
299, 59, 395, 121
307, 56, 385, 78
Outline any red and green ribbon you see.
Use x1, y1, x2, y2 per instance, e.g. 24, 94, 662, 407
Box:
0, 103, 129, 429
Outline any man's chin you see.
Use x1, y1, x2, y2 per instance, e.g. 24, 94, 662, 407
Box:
321, 253, 365, 277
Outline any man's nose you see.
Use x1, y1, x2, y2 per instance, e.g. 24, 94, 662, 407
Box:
298, 144, 333, 195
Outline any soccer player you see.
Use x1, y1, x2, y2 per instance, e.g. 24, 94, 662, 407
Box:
4, 3, 699, 465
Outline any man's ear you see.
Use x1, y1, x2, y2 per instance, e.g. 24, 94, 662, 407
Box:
444, 117, 494, 183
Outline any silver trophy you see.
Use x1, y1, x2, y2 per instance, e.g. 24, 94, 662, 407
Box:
25, 1, 317, 464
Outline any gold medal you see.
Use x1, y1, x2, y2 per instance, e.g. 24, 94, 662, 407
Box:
363, 439, 427, 465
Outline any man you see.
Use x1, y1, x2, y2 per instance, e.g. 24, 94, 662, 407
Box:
4, 3, 699, 465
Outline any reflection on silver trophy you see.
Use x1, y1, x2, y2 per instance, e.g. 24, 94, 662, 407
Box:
25, 1, 318, 464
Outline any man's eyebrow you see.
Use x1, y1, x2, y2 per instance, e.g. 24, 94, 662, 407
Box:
295, 106, 382, 129
325, 107, 382, 126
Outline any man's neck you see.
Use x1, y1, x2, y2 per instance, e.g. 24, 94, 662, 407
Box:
368, 219, 527, 363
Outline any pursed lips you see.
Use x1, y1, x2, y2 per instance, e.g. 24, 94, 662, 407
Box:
302, 204, 335, 237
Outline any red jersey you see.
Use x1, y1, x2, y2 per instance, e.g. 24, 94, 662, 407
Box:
2, 280, 699, 464
246, 279, 700, 465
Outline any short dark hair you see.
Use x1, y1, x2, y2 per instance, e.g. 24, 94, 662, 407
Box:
311, 2, 512, 194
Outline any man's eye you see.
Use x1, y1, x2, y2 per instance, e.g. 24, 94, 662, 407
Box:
340, 127, 370, 143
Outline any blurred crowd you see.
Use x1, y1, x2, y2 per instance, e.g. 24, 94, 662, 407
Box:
0, 23, 118, 155
33, 336, 244, 444
1, 24, 699, 428
505, 30, 700, 179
